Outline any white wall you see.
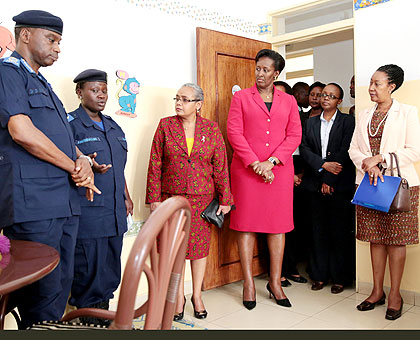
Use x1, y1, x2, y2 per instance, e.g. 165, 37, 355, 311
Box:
313, 39, 354, 109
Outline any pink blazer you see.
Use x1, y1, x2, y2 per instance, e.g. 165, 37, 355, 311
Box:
349, 99, 420, 186
227, 84, 302, 167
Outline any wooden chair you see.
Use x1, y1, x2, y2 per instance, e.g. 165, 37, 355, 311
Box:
60, 196, 191, 330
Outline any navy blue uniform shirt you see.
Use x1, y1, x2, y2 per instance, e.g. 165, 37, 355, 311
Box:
68, 105, 128, 239
0, 51, 80, 227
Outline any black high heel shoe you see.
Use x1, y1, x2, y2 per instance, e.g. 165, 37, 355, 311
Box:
191, 296, 208, 319
266, 283, 292, 307
243, 289, 256, 310
173, 296, 186, 321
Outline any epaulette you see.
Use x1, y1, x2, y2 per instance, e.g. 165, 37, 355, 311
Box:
102, 114, 112, 119
2, 56, 21, 68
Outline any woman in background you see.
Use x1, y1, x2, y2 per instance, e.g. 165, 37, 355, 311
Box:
68, 69, 133, 326
349, 64, 420, 320
308, 81, 326, 118
146, 83, 233, 320
228, 49, 301, 310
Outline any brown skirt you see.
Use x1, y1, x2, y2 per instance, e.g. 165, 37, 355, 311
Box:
161, 193, 213, 260
356, 186, 419, 245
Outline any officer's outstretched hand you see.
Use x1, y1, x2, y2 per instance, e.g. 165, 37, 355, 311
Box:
72, 158, 101, 201
89, 152, 112, 174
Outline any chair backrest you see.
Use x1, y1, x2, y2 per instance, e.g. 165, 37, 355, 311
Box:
109, 196, 191, 330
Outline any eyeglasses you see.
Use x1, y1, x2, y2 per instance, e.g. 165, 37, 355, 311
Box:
320, 93, 339, 100
173, 97, 201, 104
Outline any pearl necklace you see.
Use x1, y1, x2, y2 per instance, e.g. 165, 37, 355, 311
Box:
368, 103, 392, 137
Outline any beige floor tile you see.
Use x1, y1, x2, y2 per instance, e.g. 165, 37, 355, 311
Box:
259, 284, 346, 317
313, 297, 395, 329
209, 301, 307, 329
291, 317, 352, 329
183, 290, 244, 323
407, 306, 420, 315
383, 311, 420, 329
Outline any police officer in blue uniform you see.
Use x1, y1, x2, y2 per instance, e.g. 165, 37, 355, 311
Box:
67, 69, 133, 325
0, 11, 100, 329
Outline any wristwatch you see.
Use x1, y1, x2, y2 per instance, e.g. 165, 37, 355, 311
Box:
268, 157, 278, 166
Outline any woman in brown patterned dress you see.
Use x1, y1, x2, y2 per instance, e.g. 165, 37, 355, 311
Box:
146, 83, 233, 321
349, 65, 420, 321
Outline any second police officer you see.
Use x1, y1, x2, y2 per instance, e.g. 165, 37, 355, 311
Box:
67, 69, 133, 325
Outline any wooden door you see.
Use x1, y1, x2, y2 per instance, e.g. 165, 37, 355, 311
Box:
196, 27, 271, 290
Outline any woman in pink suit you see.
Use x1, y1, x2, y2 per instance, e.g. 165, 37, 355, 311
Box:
146, 83, 233, 321
227, 49, 302, 310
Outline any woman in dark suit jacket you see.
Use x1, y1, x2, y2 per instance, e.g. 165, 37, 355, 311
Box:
146, 83, 233, 320
300, 83, 355, 294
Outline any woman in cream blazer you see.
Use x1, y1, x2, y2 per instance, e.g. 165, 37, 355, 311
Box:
349, 64, 420, 321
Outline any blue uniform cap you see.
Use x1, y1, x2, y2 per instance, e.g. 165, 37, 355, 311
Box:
13, 10, 63, 35
73, 69, 107, 84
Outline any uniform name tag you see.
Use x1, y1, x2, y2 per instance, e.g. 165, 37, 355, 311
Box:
75, 137, 101, 145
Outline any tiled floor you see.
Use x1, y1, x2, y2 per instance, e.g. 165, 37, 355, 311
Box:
5, 273, 420, 329
172, 274, 420, 330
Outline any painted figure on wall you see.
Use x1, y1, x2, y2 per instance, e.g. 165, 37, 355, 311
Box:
115, 69, 140, 118
0, 25, 16, 58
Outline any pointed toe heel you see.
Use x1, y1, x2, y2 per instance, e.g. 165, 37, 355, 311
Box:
243, 300, 256, 310
266, 283, 292, 308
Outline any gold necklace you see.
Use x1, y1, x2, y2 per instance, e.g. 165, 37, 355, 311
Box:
258, 88, 273, 99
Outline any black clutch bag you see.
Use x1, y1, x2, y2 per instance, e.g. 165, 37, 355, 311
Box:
200, 198, 224, 229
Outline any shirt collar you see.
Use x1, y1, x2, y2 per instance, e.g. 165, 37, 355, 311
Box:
320, 110, 337, 123
11, 51, 50, 85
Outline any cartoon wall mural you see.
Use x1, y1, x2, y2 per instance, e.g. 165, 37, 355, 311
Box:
0, 25, 16, 58
115, 70, 140, 118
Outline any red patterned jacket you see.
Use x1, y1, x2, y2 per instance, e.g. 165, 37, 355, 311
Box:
146, 114, 234, 206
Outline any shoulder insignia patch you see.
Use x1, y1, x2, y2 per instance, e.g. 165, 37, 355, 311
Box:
2, 56, 20, 67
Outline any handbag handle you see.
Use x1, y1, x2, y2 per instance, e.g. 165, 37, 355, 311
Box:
390, 152, 402, 178
381, 152, 394, 176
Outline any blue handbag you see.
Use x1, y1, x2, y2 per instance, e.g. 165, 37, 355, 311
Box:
351, 153, 407, 213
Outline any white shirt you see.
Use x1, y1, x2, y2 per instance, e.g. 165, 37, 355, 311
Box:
320, 110, 337, 159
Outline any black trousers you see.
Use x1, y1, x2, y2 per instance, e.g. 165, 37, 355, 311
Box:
282, 185, 312, 277
308, 190, 355, 285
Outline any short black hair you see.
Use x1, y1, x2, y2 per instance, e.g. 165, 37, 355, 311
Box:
309, 81, 326, 93
255, 49, 285, 73
326, 82, 344, 100
273, 80, 293, 95
14, 27, 23, 42
292, 81, 309, 94
377, 64, 404, 93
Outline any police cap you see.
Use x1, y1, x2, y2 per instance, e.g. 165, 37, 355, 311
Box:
73, 69, 108, 84
13, 10, 63, 35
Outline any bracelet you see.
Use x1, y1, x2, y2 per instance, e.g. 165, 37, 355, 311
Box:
78, 154, 93, 167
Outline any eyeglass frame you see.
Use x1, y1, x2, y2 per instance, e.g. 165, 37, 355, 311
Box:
320, 93, 340, 100
173, 96, 201, 104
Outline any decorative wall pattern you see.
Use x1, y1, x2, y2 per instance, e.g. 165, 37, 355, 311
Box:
354, 0, 391, 10
258, 23, 272, 35
121, 0, 259, 34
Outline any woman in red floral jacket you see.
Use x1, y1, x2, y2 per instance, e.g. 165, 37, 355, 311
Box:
146, 83, 233, 321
